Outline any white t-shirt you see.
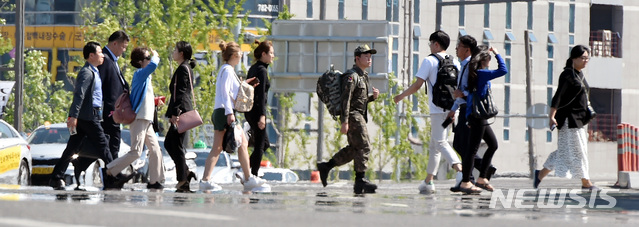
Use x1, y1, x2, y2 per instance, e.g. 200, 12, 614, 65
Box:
414, 52, 461, 114
214, 64, 240, 115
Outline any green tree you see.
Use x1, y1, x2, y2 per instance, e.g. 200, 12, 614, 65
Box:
79, 0, 249, 144
368, 73, 417, 181
3, 50, 71, 131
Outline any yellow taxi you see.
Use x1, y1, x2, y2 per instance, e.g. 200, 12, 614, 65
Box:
0, 119, 32, 186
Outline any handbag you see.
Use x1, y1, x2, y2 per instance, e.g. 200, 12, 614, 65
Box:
176, 66, 203, 133
224, 67, 254, 112
222, 122, 243, 153
112, 90, 136, 124
471, 87, 499, 119
584, 104, 597, 125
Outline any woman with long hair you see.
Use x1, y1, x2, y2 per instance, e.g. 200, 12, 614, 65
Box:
199, 41, 265, 191
165, 41, 198, 193
244, 40, 274, 180
459, 46, 507, 194
534, 45, 599, 191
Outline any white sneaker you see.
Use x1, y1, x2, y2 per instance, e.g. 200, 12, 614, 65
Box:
251, 183, 271, 192
418, 180, 436, 194
235, 172, 244, 184
243, 175, 266, 191
199, 180, 222, 191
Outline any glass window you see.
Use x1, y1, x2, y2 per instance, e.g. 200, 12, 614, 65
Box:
569, 4, 575, 33
0, 122, 17, 139
505, 58, 511, 83
386, 0, 392, 21
413, 54, 420, 78
504, 42, 512, 56
569, 35, 574, 45
458, 3, 465, 26
307, 0, 313, 18
547, 131, 553, 142
547, 87, 553, 106
362, 0, 368, 20
504, 85, 510, 127
484, 3, 490, 28
503, 129, 510, 141
413, 38, 419, 52
504, 85, 510, 114
548, 2, 554, 32
547, 61, 553, 85
54, 0, 75, 25
338, 0, 344, 19
393, 37, 399, 51
414, 0, 420, 23
506, 2, 512, 29
527, 1, 533, 30
547, 44, 554, 58
505, 32, 516, 42
27, 127, 69, 144
526, 130, 529, 142
393, 0, 399, 22
392, 53, 398, 77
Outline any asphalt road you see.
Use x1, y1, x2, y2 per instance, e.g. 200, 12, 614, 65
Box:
1, 178, 638, 227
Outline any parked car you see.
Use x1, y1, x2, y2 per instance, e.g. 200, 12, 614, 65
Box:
0, 119, 32, 186
234, 160, 299, 183
27, 123, 131, 186
156, 137, 197, 184
260, 168, 299, 183
190, 148, 238, 184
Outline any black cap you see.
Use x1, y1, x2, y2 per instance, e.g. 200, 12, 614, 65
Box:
354, 44, 377, 56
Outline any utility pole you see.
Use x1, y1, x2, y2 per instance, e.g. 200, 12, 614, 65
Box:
13, 0, 25, 132
524, 31, 536, 177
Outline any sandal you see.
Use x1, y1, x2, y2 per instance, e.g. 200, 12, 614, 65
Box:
475, 183, 494, 192
459, 185, 482, 195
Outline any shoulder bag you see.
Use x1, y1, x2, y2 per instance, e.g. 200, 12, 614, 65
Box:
112, 90, 136, 124
471, 87, 499, 119
226, 67, 254, 112
176, 66, 203, 133
576, 71, 597, 124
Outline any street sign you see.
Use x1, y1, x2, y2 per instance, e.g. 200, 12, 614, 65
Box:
526, 103, 550, 129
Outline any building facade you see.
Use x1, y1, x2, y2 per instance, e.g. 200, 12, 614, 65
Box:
276, 0, 635, 177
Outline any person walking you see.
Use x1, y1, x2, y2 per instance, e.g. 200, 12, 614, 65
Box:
49, 42, 115, 190
458, 47, 507, 194
316, 44, 380, 194
449, 38, 496, 192
393, 31, 463, 194
534, 45, 599, 191
104, 47, 165, 190
245, 40, 273, 179
98, 31, 130, 159
199, 41, 265, 192
165, 41, 198, 193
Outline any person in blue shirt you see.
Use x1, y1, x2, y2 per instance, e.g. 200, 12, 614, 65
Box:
459, 46, 507, 194
104, 47, 165, 189
50, 42, 114, 190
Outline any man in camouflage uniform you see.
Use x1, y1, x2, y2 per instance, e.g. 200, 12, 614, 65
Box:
317, 44, 380, 194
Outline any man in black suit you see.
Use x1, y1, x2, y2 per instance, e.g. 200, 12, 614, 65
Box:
50, 42, 114, 190
98, 31, 130, 159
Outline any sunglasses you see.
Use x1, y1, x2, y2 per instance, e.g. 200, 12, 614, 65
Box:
144, 55, 152, 60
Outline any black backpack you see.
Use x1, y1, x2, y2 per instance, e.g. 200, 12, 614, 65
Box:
317, 65, 354, 120
428, 54, 459, 110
